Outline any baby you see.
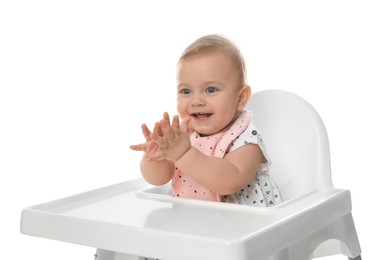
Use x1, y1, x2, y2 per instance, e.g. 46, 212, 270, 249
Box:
131, 34, 281, 207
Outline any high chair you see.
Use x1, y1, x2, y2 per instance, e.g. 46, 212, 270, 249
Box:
20, 89, 361, 260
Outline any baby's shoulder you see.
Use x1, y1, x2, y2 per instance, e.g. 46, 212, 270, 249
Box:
229, 123, 262, 151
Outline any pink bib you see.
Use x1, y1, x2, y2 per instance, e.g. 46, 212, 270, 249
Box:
171, 111, 252, 201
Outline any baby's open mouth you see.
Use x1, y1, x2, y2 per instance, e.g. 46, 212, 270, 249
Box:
191, 113, 212, 119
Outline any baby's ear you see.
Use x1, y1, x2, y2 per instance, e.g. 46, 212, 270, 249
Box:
238, 85, 252, 111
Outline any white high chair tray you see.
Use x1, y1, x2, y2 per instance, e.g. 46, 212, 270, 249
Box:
21, 179, 351, 260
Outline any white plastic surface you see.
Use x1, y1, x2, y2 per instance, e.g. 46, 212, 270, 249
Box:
21, 179, 352, 260
246, 89, 333, 200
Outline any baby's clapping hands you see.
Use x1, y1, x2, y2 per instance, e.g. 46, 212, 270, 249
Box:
130, 112, 192, 162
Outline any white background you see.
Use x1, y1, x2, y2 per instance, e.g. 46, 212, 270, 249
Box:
1, 1, 389, 259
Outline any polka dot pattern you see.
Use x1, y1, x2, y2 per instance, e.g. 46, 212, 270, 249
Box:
172, 111, 282, 206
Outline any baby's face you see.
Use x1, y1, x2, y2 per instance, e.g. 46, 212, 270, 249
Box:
176, 51, 244, 136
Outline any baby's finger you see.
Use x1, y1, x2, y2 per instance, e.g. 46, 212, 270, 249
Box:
160, 119, 175, 139
180, 117, 191, 133
129, 143, 146, 151
141, 124, 152, 140
153, 122, 163, 137
163, 112, 170, 125
150, 132, 168, 148
172, 115, 180, 135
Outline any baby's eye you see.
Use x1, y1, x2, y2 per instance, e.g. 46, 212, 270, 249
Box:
179, 88, 192, 95
205, 86, 218, 94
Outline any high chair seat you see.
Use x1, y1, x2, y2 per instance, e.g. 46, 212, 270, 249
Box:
20, 90, 362, 260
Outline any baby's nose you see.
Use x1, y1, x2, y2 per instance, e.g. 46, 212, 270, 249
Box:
190, 94, 206, 106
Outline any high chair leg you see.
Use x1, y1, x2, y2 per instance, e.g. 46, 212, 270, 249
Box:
94, 249, 142, 260
94, 249, 116, 260
348, 256, 361, 260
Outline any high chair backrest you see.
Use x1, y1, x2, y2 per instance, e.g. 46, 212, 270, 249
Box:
246, 90, 333, 201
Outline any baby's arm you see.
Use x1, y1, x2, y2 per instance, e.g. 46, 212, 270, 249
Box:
130, 113, 175, 185
175, 143, 264, 195
139, 153, 174, 186
152, 115, 265, 195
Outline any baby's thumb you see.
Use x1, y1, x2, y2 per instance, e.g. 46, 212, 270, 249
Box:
180, 117, 191, 133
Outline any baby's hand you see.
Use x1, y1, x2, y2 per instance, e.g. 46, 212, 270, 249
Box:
150, 114, 191, 162
130, 113, 170, 162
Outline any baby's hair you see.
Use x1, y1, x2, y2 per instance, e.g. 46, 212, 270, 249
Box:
178, 34, 247, 85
